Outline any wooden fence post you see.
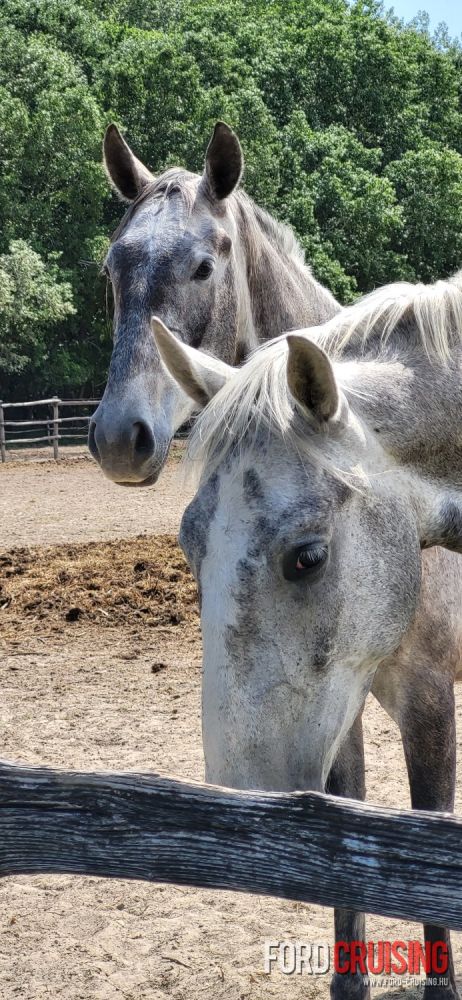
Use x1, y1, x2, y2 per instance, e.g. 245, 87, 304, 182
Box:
0, 403, 6, 463
52, 398, 60, 461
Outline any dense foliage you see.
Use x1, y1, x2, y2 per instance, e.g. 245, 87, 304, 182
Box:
1, 0, 461, 398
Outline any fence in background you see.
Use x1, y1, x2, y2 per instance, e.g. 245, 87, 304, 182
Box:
0, 398, 100, 462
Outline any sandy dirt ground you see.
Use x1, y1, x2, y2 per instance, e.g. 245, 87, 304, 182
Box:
0, 446, 192, 547
1, 453, 462, 1000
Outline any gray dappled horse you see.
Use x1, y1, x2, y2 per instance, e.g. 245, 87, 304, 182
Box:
92, 121, 462, 997
154, 276, 462, 1000
89, 122, 338, 485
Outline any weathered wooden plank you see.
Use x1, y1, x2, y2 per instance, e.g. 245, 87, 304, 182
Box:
0, 404, 6, 463
4, 436, 53, 445
59, 399, 100, 407
0, 761, 462, 928
4, 417, 91, 427
54, 431, 90, 438
1, 398, 61, 408
1, 399, 99, 409
52, 399, 60, 460
4, 430, 89, 446
57, 416, 91, 423
3, 420, 47, 427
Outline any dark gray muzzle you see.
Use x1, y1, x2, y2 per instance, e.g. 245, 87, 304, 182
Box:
89, 398, 169, 486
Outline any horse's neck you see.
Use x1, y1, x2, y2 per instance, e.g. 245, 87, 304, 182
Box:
345, 349, 462, 545
235, 204, 339, 351
347, 350, 462, 478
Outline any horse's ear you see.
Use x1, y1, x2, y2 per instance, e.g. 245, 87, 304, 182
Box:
203, 122, 243, 201
103, 124, 155, 202
286, 334, 341, 423
152, 317, 234, 408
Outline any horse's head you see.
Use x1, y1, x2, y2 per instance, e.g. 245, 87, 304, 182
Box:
153, 320, 438, 793
89, 122, 245, 485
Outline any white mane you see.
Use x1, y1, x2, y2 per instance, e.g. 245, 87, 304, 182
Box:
317, 271, 462, 361
187, 333, 297, 475
187, 269, 462, 477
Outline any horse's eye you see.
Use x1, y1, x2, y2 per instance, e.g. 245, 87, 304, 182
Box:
283, 543, 328, 582
193, 259, 214, 281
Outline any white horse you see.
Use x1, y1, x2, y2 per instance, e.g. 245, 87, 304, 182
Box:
153, 273, 462, 1000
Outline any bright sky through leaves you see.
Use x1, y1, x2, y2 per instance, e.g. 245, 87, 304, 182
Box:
389, 0, 462, 37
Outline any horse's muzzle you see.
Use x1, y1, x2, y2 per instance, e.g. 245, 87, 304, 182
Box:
88, 401, 170, 486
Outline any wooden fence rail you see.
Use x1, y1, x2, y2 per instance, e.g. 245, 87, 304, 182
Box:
1, 760, 462, 929
0, 398, 100, 462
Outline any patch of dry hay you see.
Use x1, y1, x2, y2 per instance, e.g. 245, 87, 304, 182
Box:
0, 535, 198, 641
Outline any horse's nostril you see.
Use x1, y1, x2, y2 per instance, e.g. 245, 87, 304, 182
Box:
88, 413, 157, 477
132, 420, 155, 458
88, 420, 99, 460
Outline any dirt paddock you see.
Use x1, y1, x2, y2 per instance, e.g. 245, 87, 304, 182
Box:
1, 454, 462, 999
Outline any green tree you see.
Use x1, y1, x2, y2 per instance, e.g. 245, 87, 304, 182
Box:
1, 0, 462, 398
386, 146, 462, 282
0, 240, 75, 389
